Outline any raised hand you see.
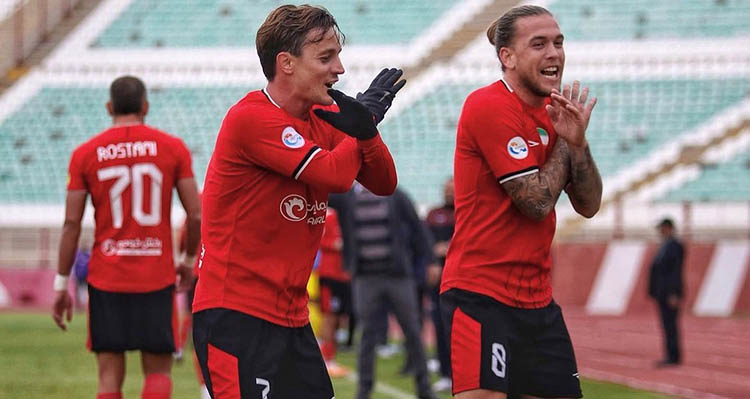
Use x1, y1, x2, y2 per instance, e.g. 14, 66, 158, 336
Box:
546, 80, 597, 147
356, 68, 407, 124
314, 89, 378, 140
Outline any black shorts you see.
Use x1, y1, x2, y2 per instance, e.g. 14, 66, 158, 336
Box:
193, 308, 334, 399
441, 289, 582, 398
87, 284, 177, 353
318, 277, 352, 315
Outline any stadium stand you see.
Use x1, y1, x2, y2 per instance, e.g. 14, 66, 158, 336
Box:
0, 85, 254, 203
94, 0, 458, 47
549, 0, 750, 41
660, 131, 750, 202
0, 0, 748, 235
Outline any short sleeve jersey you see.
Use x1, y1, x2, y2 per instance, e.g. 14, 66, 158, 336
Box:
440, 79, 558, 309
67, 124, 194, 293
193, 90, 363, 327
317, 208, 349, 282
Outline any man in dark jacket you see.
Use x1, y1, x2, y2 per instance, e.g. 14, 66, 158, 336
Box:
329, 182, 436, 399
648, 218, 685, 366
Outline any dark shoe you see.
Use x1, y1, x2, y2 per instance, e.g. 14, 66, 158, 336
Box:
654, 359, 680, 367
417, 392, 438, 399
398, 362, 415, 376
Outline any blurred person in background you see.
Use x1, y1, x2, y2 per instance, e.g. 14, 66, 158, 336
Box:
72, 238, 92, 310
424, 177, 455, 393
440, 5, 602, 399
191, 4, 404, 398
648, 218, 685, 367
316, 207, 352, 377
329, 182, 437, 399
52, 75, 202, 399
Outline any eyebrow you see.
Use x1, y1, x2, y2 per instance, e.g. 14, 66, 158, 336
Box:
529, 34, 564, 43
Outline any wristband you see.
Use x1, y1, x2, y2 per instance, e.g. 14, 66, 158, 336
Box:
53, 274, 69, 292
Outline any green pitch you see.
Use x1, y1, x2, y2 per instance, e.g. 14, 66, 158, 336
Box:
0, 312, 669, 398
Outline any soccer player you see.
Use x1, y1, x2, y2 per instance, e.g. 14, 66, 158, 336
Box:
191, 5, 403, 399
440, 5, 602, 399
52, 76, 202, 399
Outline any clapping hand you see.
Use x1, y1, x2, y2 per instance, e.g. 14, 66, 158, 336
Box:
546, 80, 597, 147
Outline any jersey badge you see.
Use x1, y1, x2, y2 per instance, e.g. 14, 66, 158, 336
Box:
282, 127, 305, 149
507, 136, 529, 160
536, 128, 550, 146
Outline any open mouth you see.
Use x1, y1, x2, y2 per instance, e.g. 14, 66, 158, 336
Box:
541, 66, 559, 78
324, 81, 336, 89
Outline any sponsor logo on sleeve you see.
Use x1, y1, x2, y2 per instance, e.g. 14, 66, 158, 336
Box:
537, 127, 550, 146
507, 136, 529, 160
281, 126, 305, 149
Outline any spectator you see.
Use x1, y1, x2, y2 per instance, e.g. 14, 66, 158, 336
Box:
72, 239, 91, 310
424, 177, 455, 392
329, 183, 437, 399
317, 208, 352, 377
648, 218, 685, 367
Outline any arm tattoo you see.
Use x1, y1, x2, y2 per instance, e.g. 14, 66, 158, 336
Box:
502, 139, 571, 221
565, 145, 602, 218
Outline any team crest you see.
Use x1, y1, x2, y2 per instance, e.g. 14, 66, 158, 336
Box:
536, 128, 550, 146
507, 136, 529, 160
281, 126, 305, 149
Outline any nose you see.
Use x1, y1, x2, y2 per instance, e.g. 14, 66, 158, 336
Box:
546, 43, 563, 60
332, 56, 345, 75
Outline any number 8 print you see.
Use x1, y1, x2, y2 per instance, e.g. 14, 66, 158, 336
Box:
97, 162, 163, 228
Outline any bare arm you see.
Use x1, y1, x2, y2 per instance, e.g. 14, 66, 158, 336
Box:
52, 190, 87, 330
547, 81, 601, 218
565, 144, 602, 218
501, 138, 571, 221
175, 177, 201, 291
176, 177, 201, 257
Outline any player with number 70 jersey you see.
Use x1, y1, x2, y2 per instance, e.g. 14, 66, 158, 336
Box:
67, 124, 194, 293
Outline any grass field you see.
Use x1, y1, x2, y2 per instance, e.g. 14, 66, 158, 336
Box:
0, 312, 668, 398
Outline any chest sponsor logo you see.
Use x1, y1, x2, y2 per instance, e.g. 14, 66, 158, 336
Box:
281, 126, 305, 149
279, 194, 327, 225
101, 237, 163, 256
507, 136, 529, 160
537, 127, 550, 145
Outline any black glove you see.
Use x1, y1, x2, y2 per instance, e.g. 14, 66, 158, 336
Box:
355, 68, 407, 124
314, 89, 378, 140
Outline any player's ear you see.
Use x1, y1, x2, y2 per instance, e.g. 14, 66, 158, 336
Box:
276, 52, 294, 76
500, 47, 515, 70
106, 101, 114, 117
141, 99, 149, 118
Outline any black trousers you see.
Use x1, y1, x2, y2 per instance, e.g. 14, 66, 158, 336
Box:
658, 299, 681, 363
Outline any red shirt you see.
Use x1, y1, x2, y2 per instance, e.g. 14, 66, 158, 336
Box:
317, 208, 349, 282
441, 79, 558, 309
193, 89, 396, 327
67, 124, 194, 292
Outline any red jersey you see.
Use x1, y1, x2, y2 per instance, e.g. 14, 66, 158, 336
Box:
317, 208, 349, 282
441, 79, 558, 309
67, 124, 194, 293
193, 89, 396, 327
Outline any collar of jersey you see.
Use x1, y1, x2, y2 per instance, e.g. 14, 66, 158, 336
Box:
262, 87, 282, 109
500, 78, 514, 93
